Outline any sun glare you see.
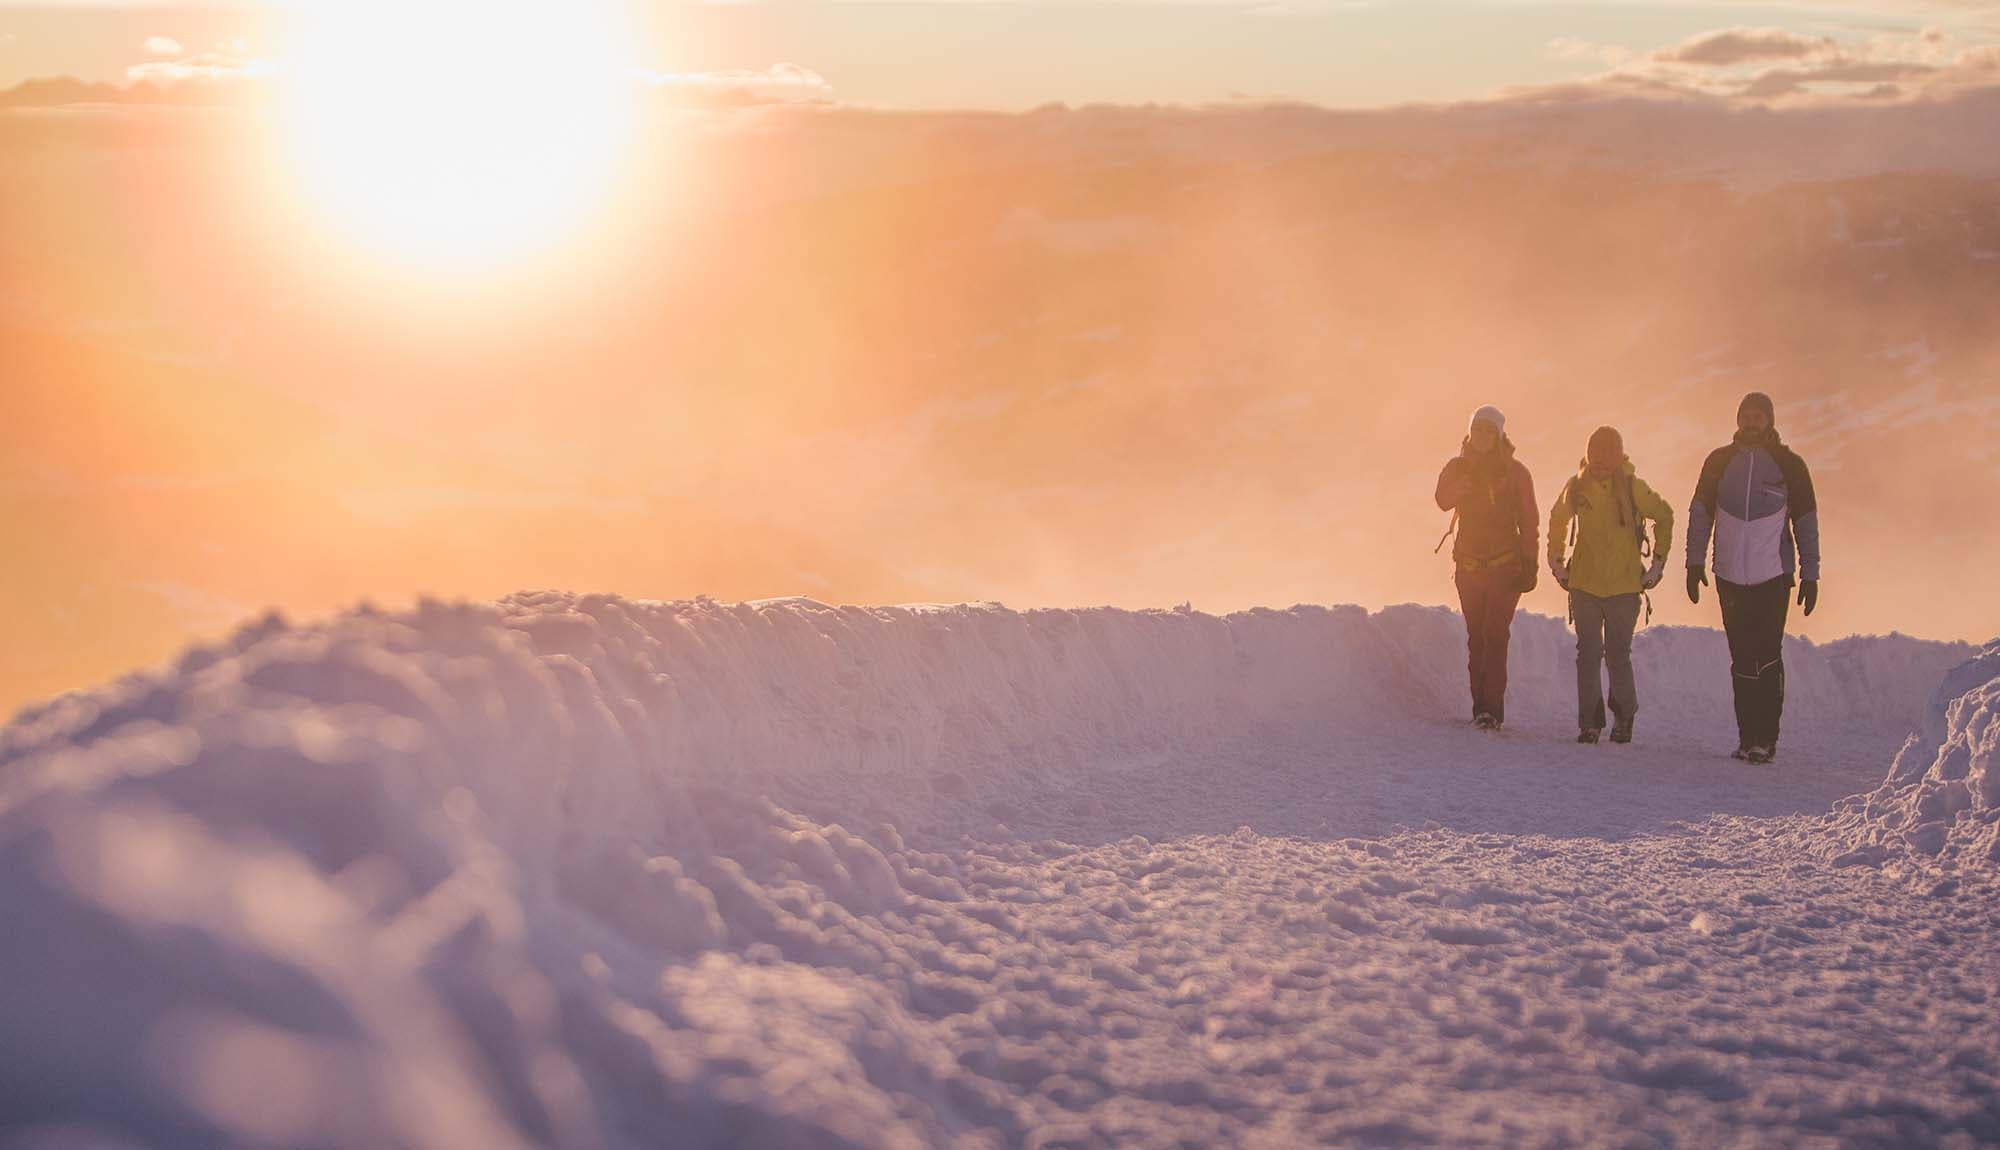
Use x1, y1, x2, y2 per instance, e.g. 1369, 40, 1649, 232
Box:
274, 0, 637, 271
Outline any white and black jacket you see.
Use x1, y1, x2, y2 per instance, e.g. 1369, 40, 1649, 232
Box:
1685, 436, 1820, 587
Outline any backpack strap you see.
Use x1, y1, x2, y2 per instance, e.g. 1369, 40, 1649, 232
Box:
1623, 473, 1652, 559
1434, 510, 1458, 555
1562, 477, 1580, 558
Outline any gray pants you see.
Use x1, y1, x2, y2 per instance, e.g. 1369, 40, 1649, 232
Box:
1572, 591, 1641, 730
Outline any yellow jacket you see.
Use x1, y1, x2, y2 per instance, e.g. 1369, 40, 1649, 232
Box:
1547, 462, 1675, 599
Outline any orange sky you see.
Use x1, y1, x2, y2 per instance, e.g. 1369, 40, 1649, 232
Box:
5, 6, 2000, 718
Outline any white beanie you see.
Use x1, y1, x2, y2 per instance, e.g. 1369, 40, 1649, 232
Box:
1468, 405, 1506, 436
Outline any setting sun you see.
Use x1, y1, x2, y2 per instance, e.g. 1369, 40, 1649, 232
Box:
271, 0, 637, 269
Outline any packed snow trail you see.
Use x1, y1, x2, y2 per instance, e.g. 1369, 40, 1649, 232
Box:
968, 719, 1912, 848
2, 594, 1996, 1149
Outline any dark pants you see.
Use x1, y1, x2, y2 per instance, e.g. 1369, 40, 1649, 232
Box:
1571, 590, 1641, 731
1455, 561, 1523, 722
1718, 576, 1791, 749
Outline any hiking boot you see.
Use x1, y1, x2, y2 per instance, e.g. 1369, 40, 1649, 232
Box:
1576, 728, 1601, 744
1609, 718, 1633, 745
1743, 745, 1776, 765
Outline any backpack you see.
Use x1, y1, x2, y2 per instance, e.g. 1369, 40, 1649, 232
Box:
1561, 469, 1657, 625
1561, 470, 1651, 562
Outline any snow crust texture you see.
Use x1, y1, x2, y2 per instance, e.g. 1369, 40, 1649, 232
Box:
1829, 640, 2000, 867
2, 593, 1995, 1149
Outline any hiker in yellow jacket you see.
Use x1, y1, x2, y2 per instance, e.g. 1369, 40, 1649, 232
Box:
1548, 426, 1675, 745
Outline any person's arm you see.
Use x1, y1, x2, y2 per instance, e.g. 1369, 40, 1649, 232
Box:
1516, 463, 1540, 562
1685, 449, 1723, 570
1547, 481, 1573, 571
1435, 458, 1467, 512
1785, 451, 1820, 582
1636, 477, 1675, 561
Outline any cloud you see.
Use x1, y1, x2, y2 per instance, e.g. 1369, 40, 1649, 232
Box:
638, 62, 834, 107
1738, 60, 1933, 100
3, 53, 824, 113
143, 36, 184, 58
1522, 22, 2000, 106
0, 76, 144, 109
1658, 27, 1831, 66
124, 46, 271, 87
0, 47, 270, 109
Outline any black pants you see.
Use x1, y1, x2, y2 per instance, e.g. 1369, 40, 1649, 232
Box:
1717, 576, 1790, 749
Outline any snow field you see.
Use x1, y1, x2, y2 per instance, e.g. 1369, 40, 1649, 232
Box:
1, 593, 1994, 1148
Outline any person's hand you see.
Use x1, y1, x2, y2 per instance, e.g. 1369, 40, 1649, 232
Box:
1549, 560, 1569, 591
1798, 579, 1818, 616
1518, 564, 1539, 596
1687, 566, 1708, 604
1642, 557, 1666, 591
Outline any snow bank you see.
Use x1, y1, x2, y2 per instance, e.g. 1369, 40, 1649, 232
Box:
1826, 640, 2000, 867
2, 595, 1962, 849
0, 593, 1975, 1148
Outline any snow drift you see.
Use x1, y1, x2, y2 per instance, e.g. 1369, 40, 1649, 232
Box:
0, 593, 1982, 1148
1827, 639, 2000, 866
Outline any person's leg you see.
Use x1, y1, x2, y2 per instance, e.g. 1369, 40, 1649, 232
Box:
1750, 578, 1792, 749
1718, 579, 1755, 751
1572, 591, 1607, 731
1604, 592, 1643, 729
1483, 566, 1524, 724
1456, 568, 1488, 720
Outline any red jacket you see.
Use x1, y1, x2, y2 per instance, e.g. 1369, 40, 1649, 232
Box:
1436, 444, 1539, 568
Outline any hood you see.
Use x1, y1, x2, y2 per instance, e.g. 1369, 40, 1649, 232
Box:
1575, 459, 1635, 481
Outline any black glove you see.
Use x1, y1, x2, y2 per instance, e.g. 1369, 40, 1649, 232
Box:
1798, 579, 1818, 617
1687, 566, 1708, 605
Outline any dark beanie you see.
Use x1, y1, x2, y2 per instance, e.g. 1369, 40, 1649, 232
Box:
1738, 391, 1775, 424
1586, 425, 1625, 466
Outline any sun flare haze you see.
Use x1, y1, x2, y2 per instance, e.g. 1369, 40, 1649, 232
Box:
2, 0, 1999, 720
270, 0, 638, 271
7, 2, 2000, 1148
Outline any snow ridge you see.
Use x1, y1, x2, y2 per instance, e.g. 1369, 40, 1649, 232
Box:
1828, 640, 2000, 866
1, 593, 1961, 803
0, 593, 1987, 1149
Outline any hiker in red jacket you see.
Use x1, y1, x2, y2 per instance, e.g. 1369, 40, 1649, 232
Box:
1435, 405, 1540, 729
